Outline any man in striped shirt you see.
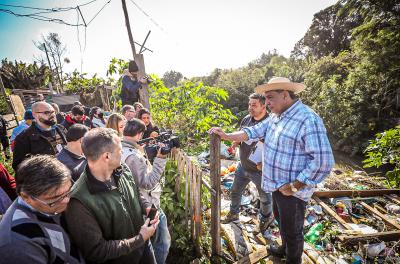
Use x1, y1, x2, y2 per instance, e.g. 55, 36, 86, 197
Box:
210, 77, 334, 264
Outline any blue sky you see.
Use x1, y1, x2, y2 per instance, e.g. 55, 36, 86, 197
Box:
0, 0, 337, 77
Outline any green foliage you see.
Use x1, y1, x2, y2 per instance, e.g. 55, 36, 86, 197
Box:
0, 59, 52, 90
64, 70, 104, 94
162, 70, 183, 88
192, 50, 307, 113
364, 126, 400, 187
149, 76, 237, 144
0, 95, 8, 115
160, 160, 195, 263
296, 0, 400, 154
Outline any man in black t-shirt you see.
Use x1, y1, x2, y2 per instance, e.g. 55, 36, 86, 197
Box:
222, 93, 273, 234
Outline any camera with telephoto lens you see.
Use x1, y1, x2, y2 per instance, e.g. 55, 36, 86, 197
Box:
137, 131, 180, 163
143, 75, 153, 83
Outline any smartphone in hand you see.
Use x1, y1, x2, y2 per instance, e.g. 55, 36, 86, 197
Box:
147, 204, 158, 226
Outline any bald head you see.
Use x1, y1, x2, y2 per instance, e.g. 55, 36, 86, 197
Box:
32, 102, 52, 113
32, 102, 57, 128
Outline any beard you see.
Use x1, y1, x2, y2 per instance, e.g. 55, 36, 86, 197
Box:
40, 117, 56, 126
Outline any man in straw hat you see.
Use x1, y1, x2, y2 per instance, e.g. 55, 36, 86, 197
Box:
209, 77, 334, 264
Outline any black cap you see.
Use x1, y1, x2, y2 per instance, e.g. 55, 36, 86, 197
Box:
129, 61, 139, 73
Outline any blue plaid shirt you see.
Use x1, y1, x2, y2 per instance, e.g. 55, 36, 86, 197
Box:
243, 100, 334, 201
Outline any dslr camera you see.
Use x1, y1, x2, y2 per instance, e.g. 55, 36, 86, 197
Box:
137, 131, 180, 163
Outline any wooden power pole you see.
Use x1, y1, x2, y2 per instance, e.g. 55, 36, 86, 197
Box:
121, 0, 150, 109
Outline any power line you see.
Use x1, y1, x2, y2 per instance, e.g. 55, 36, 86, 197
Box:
0, 0, 98, 11
87, 0, 112, 26
128, 0, 166, 33
0, 0, 103, 27
0, 8, 85, 26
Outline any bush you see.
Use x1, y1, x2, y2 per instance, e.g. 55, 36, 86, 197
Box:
363, 126, 400, 187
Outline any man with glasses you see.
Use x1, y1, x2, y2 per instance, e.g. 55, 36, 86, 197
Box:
12, 102, 67, 172
0, 155, 84, 263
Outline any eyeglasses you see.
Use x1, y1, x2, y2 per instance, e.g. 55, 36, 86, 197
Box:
35, 110, 55, 115
31, 180, 76, 207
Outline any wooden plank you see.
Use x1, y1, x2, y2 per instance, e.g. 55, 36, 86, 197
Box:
359, 201, 400, 230
313, 197, 353, 230
189, 159, 195, 240
194, 168, 202, 256
304, 243, 334, 264
384, 194, 400, 206
338, 231, 400, 244
313, 189, 400, 198
9, 94, 25, 118
210, 133, 221, 259
234, 247, 269, 264
185, 156, 191, 224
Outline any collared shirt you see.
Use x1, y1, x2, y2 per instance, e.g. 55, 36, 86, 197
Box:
243, 100, 334, 201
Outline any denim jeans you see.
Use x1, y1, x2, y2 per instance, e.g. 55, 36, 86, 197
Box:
136, 240, 156, 264
272, 190, 306, 264
230, 163, 273, 219
151, 210, 171, 264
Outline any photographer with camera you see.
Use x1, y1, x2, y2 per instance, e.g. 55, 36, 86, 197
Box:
121, 118, 170, 264
121, 61, 149, 105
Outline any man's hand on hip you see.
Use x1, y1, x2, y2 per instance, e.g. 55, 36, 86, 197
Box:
279, 183, 295, 196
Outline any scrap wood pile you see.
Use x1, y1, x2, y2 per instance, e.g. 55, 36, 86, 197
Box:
195, 149, 400, 264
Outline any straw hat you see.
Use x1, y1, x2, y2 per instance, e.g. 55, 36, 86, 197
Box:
255, 77, 305, 94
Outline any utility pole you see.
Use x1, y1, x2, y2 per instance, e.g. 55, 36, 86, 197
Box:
120, 0, 150, 109
121, 0, 136, 58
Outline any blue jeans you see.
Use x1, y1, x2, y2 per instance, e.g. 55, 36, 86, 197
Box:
151, 210, 171, 264
230, 163, 273, 219
273, 190, 306, 264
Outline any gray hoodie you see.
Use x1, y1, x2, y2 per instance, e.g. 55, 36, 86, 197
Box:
121, 139, 166, 208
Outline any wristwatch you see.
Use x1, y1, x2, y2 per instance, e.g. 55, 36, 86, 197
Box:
289, 182, 298, 193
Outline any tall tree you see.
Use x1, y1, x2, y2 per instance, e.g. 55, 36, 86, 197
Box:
34, 33, 69, 90
292, 1, 363, 59
162, 70, 183, 88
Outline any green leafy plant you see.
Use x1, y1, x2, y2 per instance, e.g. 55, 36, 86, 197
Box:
149, 76, 237, 146
363, 126, 400, 187
64, 70, 104, 94
160, 160, 196, 263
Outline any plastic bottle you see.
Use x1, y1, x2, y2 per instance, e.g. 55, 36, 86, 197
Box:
304, 223, 323, 245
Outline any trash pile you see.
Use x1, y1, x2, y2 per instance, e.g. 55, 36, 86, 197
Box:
303, 197, 400, 263
196, 149, 400, 263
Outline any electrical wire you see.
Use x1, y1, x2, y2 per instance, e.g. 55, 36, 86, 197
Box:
0, 0, 102, 27
87, 0, 112, 26
128, 0, 166, 33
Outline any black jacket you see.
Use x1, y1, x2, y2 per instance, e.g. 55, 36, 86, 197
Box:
12, 124, 67, 172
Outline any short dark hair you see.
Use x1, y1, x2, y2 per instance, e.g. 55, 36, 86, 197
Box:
123, 118, 146, 137
137, 108, 151, 120
249, 93, 266, 105
66, 124, 89, 142
71, 105, 85, 116
121, 105, 134, 115
82, 128, 118, 161
16, 155, 71, 196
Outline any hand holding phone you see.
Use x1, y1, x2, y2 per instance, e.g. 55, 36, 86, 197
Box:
147, 204, 158, 226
